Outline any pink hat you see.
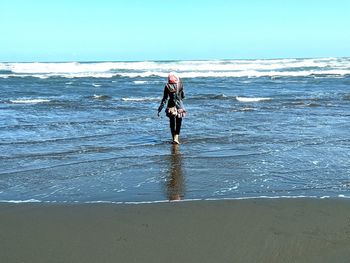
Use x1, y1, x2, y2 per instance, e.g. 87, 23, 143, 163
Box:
168, 73, 179, 84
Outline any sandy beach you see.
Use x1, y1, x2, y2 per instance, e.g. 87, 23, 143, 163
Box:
1, 198, 350, 263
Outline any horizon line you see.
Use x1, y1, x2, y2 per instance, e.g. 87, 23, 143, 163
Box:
1, 56, 349, 64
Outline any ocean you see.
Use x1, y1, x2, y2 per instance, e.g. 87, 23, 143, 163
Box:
1, 58, 350, 203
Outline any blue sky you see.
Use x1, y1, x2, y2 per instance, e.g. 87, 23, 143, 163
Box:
1, 0, 349, 62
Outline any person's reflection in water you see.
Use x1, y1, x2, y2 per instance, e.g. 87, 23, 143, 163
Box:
166, 144, 185, 201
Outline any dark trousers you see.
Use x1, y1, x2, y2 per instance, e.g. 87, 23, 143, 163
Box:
169, 117, 182, 135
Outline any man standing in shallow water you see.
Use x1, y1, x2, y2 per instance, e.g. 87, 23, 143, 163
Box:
157, 73, 186, 144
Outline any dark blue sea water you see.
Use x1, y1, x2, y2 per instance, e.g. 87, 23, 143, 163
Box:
1, 58, 350, 203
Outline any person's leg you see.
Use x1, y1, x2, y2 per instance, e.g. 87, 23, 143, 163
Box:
169, 117, 176, 140
173, 117, 182, 144
175, 117, 182, 135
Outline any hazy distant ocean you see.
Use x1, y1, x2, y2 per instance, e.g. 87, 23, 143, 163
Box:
1, 58, 350, 203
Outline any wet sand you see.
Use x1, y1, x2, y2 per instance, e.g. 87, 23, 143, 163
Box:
1, 198, 350, 263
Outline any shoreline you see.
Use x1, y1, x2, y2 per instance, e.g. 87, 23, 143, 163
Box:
1, 198, 350, 263
0, 195, 346, 205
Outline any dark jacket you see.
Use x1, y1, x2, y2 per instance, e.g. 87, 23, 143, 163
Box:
158, 79, 185, 113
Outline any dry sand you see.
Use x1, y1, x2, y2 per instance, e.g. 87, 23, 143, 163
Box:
1, 198, 350, 263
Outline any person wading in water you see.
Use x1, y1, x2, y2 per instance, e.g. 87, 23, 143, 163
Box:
157, 73, 186, 144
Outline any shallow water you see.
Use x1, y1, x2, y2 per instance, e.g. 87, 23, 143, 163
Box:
1, 58, 350, 202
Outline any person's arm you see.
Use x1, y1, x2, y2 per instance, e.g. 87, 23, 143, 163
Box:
157, 86, 168, 115
179, 80, 185, 99
180, 88, 185, 100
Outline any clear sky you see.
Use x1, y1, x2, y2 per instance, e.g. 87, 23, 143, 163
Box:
1, 0, 349, 62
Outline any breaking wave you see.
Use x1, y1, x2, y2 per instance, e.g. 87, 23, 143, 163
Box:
0, 57, 349, 79
9, 98, 51, 104
236, 97, 272, 102
121, 97, 161, 102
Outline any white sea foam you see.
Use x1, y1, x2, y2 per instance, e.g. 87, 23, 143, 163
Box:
0, 199, 41, 203
0, 195, 340, 205
121, 97, 160, 102
1, 58, 349, 79
241, 107, 256, 111
133, 80, 148, 84
236, 97, 272, 102
92, 94, 108, 99
10, 98, 51, 104
2, 69, 348, 79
